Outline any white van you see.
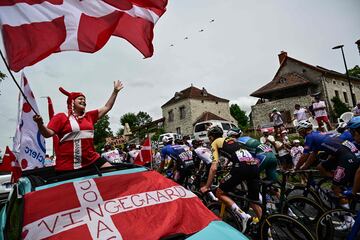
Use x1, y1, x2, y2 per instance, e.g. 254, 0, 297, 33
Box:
194, 120, 237, 143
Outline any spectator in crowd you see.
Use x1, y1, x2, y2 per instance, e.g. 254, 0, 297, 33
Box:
353, 101, 360, 116
101, 144, 122, 164
127, 144, 140, 163
270, 108, 285, 137
293, 104, 308, 122
290, 139, 304, 167
274, 130, 293, 170
312, 95, 332, 131
260, 129, 276, 154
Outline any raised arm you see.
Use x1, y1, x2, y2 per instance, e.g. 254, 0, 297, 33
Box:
98, 80, 124, 119
33, 115, 55, 138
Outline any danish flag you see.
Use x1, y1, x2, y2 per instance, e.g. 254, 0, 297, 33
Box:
0, 0, 168, 72
134, 137, 152, 165
0, 146, 22, 183
22, 171, 218, 240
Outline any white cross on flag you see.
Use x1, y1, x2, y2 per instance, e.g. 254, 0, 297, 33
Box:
0, 0, 168, 72
22, 171, 218, 239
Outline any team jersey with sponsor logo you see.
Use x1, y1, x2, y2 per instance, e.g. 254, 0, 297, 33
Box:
303, 131, 348, 155
47, 110, 99, 171
237, 136, 274, 164
211, 137, 258, 165
193, 147, 212, 165
161, 144, 194, 168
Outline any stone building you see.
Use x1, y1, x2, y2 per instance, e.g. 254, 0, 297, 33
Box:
161, 85, 235, 136
250, 51, 360, 128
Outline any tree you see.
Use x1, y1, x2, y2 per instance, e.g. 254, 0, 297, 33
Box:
94, 114, 113, 152
230, 104, 248, 129
120, 113, 138, 130
331, 96, 350, 118
136, 111, 152, 126
349, 65, 360, 78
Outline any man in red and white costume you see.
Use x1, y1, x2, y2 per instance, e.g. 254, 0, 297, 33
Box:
33, 80, 123, 171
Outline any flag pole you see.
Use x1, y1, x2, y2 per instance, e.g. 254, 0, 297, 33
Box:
0, 49, 38, 115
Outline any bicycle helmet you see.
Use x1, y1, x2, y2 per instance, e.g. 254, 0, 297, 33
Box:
227, 127, 242, 137
296, 120, 313, 132
347, 116, 360, 129
336, 122, 348, 133
162, 136, 173, 144
207, 126, 223, 139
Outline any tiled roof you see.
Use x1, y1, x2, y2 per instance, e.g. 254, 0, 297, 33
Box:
250, 72, 312, 98
193, 111, 227, 125
161, 85, 228, 108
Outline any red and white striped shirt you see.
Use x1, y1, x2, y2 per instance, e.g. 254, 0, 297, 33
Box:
48, 110, 99, 171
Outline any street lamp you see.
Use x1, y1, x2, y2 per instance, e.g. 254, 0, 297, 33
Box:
332, 44, 356, 107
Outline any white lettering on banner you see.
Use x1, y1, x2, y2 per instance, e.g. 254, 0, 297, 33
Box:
23, 181, 196, 240
0, 0, 160, 51
69, 115, 82, 169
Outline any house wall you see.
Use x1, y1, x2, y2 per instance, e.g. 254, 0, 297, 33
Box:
162, 99, 235, 136
251, 95, 313, 128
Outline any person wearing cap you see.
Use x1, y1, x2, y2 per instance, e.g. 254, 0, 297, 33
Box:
270, 108, 285, 137
352, 101, 360, 116
274, 130, 293, 170
33, 80, 124, 171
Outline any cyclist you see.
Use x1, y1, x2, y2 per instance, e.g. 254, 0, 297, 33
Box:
227, 127, 278, 181
347, 116, 360, 194
192, 139, 212, 175
200, 126, 261, 232
158, 136, 194, 184
295, 120, 360, 213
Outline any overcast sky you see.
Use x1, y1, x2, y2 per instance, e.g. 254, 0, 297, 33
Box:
0, 0, 359, 154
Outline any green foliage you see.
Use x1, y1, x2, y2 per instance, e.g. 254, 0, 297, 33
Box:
331, 96, 350, 118
120, 113, 137, 129
116, 127, 124, 136
230, 104, 248, 129
94, 114, 113, 152
136, 111, 152, 126
348, 65, 360, 78
151, 128, 165, 142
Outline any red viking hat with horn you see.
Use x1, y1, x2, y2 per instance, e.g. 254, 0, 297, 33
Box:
59, 87, 85, 115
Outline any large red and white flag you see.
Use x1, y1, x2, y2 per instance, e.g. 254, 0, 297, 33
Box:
13, 72, 46, 170
22, 171, 218, 240
134, 137, 152, 165
0, 0, 168, 72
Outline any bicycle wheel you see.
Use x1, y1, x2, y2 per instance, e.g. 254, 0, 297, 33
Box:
281, 196, 325, 233
285, 184, 322, 205
260, 214, 315, 240
206, 202, 242, 231
316, 208, 359, 240
317, 178, 335, 209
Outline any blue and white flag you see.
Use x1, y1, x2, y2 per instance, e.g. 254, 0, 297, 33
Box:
13, 72, 46, 170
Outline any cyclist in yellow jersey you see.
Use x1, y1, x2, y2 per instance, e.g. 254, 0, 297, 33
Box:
200, 126, 262, 231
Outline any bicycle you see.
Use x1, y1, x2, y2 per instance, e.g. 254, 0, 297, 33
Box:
316, 192, 360, 240
206, 180, 315, 239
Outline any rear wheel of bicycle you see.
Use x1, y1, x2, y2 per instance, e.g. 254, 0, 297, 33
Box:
207, 202, 242, 231
317, 178, 335, 209
260, 214, 315, 240
316, 208, 359, 240
285, 184, 322, 205
281, 196, 325, 233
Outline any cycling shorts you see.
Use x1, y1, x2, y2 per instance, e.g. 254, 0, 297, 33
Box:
219, 163, 260, 201
258, 153, 279, 181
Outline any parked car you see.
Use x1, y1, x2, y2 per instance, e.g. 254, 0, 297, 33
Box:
194, 120, 237, 143
258, 123, 275, 134
0, 165, 248, 240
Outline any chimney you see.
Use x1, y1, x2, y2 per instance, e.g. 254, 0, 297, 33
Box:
278, 51, 287, 65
